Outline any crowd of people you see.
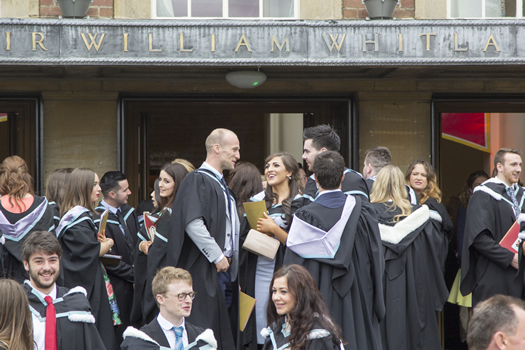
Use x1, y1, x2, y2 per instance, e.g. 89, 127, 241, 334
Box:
0, 125, 525, 350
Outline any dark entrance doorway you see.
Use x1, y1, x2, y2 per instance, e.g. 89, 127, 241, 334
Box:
120, 97, 353, 207
0, 97, 42, 193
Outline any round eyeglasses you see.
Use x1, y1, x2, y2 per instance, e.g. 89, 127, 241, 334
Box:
165, 292, 197, 301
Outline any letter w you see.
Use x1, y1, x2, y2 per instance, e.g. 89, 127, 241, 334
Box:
81, 33, 106, 52
323, 34, 346, 52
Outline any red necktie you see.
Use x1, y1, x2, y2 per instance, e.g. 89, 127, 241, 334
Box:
44, 296, 57, 350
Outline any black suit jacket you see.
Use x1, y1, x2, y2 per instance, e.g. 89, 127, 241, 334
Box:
141, 318, 205, 347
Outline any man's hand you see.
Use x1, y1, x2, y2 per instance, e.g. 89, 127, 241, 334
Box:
215, 256, 230, 272
511, 253, 519, 270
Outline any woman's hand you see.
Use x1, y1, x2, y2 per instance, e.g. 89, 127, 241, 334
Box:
99, 237, 114, 257
139, 241, 153, 255
257, 212, 278, 237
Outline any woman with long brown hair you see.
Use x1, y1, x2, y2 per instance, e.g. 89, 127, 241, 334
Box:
56, 168, 118, 350
261, 264, 343, 350
45, 168, 74, 228
406, 159, 452, 270
0, 279, 33, 350
227, 162, 263, 217
132, 163, 189, 327
0, 155, 55, 283
239, 152, 309, 350
371, 165, 449, 350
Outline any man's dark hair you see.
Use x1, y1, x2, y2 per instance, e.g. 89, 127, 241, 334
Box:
493, 148, 521, 170
100, 171, 127, 198
467, 294, 525, 350
302, 125, 340, 152
21, 231, 62, 262
313, 151, 345, 190
364, 146, 392, 173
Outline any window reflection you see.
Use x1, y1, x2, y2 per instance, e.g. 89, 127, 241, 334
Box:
192, 0, 223, 17
229, 0, 259, 17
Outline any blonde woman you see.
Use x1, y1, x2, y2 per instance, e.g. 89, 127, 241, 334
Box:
371, 165, 448, 350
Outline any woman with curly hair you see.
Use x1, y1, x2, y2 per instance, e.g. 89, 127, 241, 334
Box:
239, 153, 309, 350
406, 159, 452, 270
261, 264, 344, 350
0, 156, 55, 283
0, 278, 33, 350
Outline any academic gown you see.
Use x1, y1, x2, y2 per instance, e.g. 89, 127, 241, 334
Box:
460, 179, 525, 306
130, 211, 160, 328
166, 169, 236, 350
0, 196, 55, 283
261, 318, 343, 350
284, 191, 385, 350
141, 208, 172, 326
121, 319, 210, 350
48, 200, 61, 229
372, 203, 449, 350
422, 197, 452, 272
57, 206, 118, 350
239, 191, 310, 350
95, 203, 138, 340
24, 282, 106, 350
304, 168, 369, 202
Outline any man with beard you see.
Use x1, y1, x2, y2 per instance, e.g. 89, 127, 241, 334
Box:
461, 148, 525, 306
302, 124, 369, 202
96, 171, 138, 342
21, 231, 105, 350
166, 128, 240, 350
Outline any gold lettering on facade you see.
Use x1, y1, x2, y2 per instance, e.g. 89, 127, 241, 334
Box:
398, 33, 403, 52
420, 33, 436, 51
179, 33, 193, 52
271, 35, 290, 52
362, 34, 379, 52
123, 33, 129, 52
235, 34, 252, 52
81, 33, 106, 52
148, 33, 163, 52
483, 34, 501, 52
211, 33, 216, 52
32, 32, 48, 51
6, 32, 11, 51
322, 34, 346, 52
454, 33, 468, 52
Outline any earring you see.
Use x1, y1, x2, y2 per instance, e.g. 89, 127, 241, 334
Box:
287, 175, 292, 179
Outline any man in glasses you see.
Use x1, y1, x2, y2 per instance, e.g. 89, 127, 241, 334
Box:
121, 267, 217, 349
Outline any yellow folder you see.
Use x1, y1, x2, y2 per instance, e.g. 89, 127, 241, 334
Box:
239, 291, 257, 332
243, 200, 267, 230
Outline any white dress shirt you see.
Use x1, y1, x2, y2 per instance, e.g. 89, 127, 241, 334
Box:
31, 283, 58, 350
157, 313, 188, 348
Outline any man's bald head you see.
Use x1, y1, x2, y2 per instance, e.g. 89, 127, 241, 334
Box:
205, 128, 236, 154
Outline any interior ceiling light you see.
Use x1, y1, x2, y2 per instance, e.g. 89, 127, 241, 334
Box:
225, 71, 267, 89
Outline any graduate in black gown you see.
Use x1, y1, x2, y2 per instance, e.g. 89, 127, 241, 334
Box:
261, 264, 344, 350
406, 159, 451, 271
122, 267, 217, 350
57, 168, 118, 350
239, 153, 310, 350
166, 128, 240, 350
21, 231, 106, 350
45, 168, 73, 229
302, 125, 369, 202
132, 163, 188, 327
461, 148, 525, 307
95, 171, 140, 343
370, 165, 449, 350
0, 156, 56, 283
284, 151, 385, 350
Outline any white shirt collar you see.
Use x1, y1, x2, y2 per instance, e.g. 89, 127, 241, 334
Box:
32, 282, 57, 300
318, 189, 342, 197
157, 312, 186, 331
201, 162, 223, 179
100, 199, 119, 215
487, 176, 519, 192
